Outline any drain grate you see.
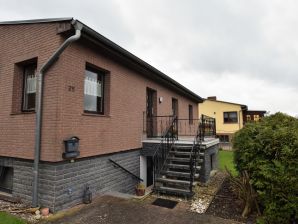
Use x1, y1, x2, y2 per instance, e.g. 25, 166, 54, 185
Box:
152, 198, 178, 209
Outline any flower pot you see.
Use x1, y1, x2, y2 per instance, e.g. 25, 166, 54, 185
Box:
40, 207, 49, 216
135, 187, 145, 196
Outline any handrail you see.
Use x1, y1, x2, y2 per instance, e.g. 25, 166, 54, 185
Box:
189, 120, 202, 193
152, 115, 177, 189
109, 159, 143, 182
145, 115, 215, 138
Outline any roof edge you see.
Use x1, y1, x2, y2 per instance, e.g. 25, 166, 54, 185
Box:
204, 98, 247, 108
0, 17, 73, 25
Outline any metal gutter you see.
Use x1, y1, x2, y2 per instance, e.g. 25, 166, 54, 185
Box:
0, 17, 73, 25
32, 20, 82, 207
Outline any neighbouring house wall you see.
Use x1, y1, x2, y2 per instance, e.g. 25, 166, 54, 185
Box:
199, 100, 243, 136
0, 22, 198, 162
0, 148, 140, 212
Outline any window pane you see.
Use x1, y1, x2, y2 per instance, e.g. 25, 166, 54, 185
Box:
223, 112, 238, 123
189, 105, 193, 124
84, 68, 104, 113
229, 112, 237, 118
23, 64, 37, 111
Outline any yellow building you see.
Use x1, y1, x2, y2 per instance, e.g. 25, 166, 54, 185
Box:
199, 96, 247, 149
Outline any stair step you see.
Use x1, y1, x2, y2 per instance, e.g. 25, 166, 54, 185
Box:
173, 145, 205, 149
156, 177, 192, 185
168, 157, 204, 163
154, 186, 193, 196
168, 157, 189, 162
161, 170, 200, 178
169, 151, 204, 157
167, 164, 201, 170
173, 145, 193, 149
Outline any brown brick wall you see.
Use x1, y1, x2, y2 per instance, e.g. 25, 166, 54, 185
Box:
0, 22, 199, 162
0, 23, 65, 160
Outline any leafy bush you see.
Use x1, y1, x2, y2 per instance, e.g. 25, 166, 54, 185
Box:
233, 113, 298, 223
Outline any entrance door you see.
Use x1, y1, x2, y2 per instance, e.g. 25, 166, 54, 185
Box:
146, 157, 153, 187
172, 98, 178, 117
146, 88, 157, 137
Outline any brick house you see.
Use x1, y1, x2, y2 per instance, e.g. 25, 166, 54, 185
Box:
0, 18, 218, 211
243, 110, 267, 124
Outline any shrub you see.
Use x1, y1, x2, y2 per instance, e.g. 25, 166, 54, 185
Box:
233, 113, 298, 223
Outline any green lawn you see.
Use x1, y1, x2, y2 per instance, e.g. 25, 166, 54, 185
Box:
218, 150, 238, 176
0, 212, 27, 224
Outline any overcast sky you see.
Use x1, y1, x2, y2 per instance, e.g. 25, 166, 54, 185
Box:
1, 0, 297, 116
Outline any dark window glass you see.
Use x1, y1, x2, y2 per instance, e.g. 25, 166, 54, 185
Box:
223, 112, 238, 123
84, 68, 104, 114
218, 135, 229, 143
23, 64, 37, 111
172, 98, 178, 116
189, 105, 193, 124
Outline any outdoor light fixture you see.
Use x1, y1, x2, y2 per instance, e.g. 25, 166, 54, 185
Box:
159, 97, 163, 103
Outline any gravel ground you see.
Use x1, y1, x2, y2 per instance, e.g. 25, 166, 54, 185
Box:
191, 171, 226, 213
206, 178, 257, 223
0, 199, 48, 223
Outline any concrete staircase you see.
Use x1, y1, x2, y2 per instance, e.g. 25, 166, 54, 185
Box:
154, 144, 204, 198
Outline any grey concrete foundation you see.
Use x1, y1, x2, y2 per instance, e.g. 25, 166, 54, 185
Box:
199, 144, 219, 183
141, 139, 219, 183
0, 148, 140, 212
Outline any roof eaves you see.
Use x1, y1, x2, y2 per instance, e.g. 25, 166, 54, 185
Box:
0, 17, 73, 25
206, 99, 247, 108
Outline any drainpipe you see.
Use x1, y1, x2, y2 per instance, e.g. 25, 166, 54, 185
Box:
32, 20, 82, 207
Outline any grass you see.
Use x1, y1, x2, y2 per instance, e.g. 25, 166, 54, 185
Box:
0, 212, 27, 224
218, 150, 238, 176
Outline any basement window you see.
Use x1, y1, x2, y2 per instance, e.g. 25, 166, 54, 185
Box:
0, 166, 13, 194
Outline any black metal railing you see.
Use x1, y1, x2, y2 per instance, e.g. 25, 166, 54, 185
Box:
145, 115, 216, 140
109, 159, 143, 182
144, 115, 177, 138
189, 115, 216, 193
200, 114, 216, 140
152, 116, 177, 189
189, 121, 202, 193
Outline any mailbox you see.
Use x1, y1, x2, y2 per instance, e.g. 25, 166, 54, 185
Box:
63, 136, 80, 159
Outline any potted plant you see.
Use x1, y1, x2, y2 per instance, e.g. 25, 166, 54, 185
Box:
135, 183, 145, 196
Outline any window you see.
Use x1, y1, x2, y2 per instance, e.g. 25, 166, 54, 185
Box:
189, 105, 193, 124
172, 98, 178, 116
22, 64, 37, 111
246, 115, 251, 121
217, 135, 229, 143
223, 111, 238, 123
0, 166, 13, 194
253, 114, 260, 122
84, 67, 104, 114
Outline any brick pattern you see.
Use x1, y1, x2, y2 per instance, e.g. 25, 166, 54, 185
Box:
0, 148, 140, 212
0, 22, 199, 162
